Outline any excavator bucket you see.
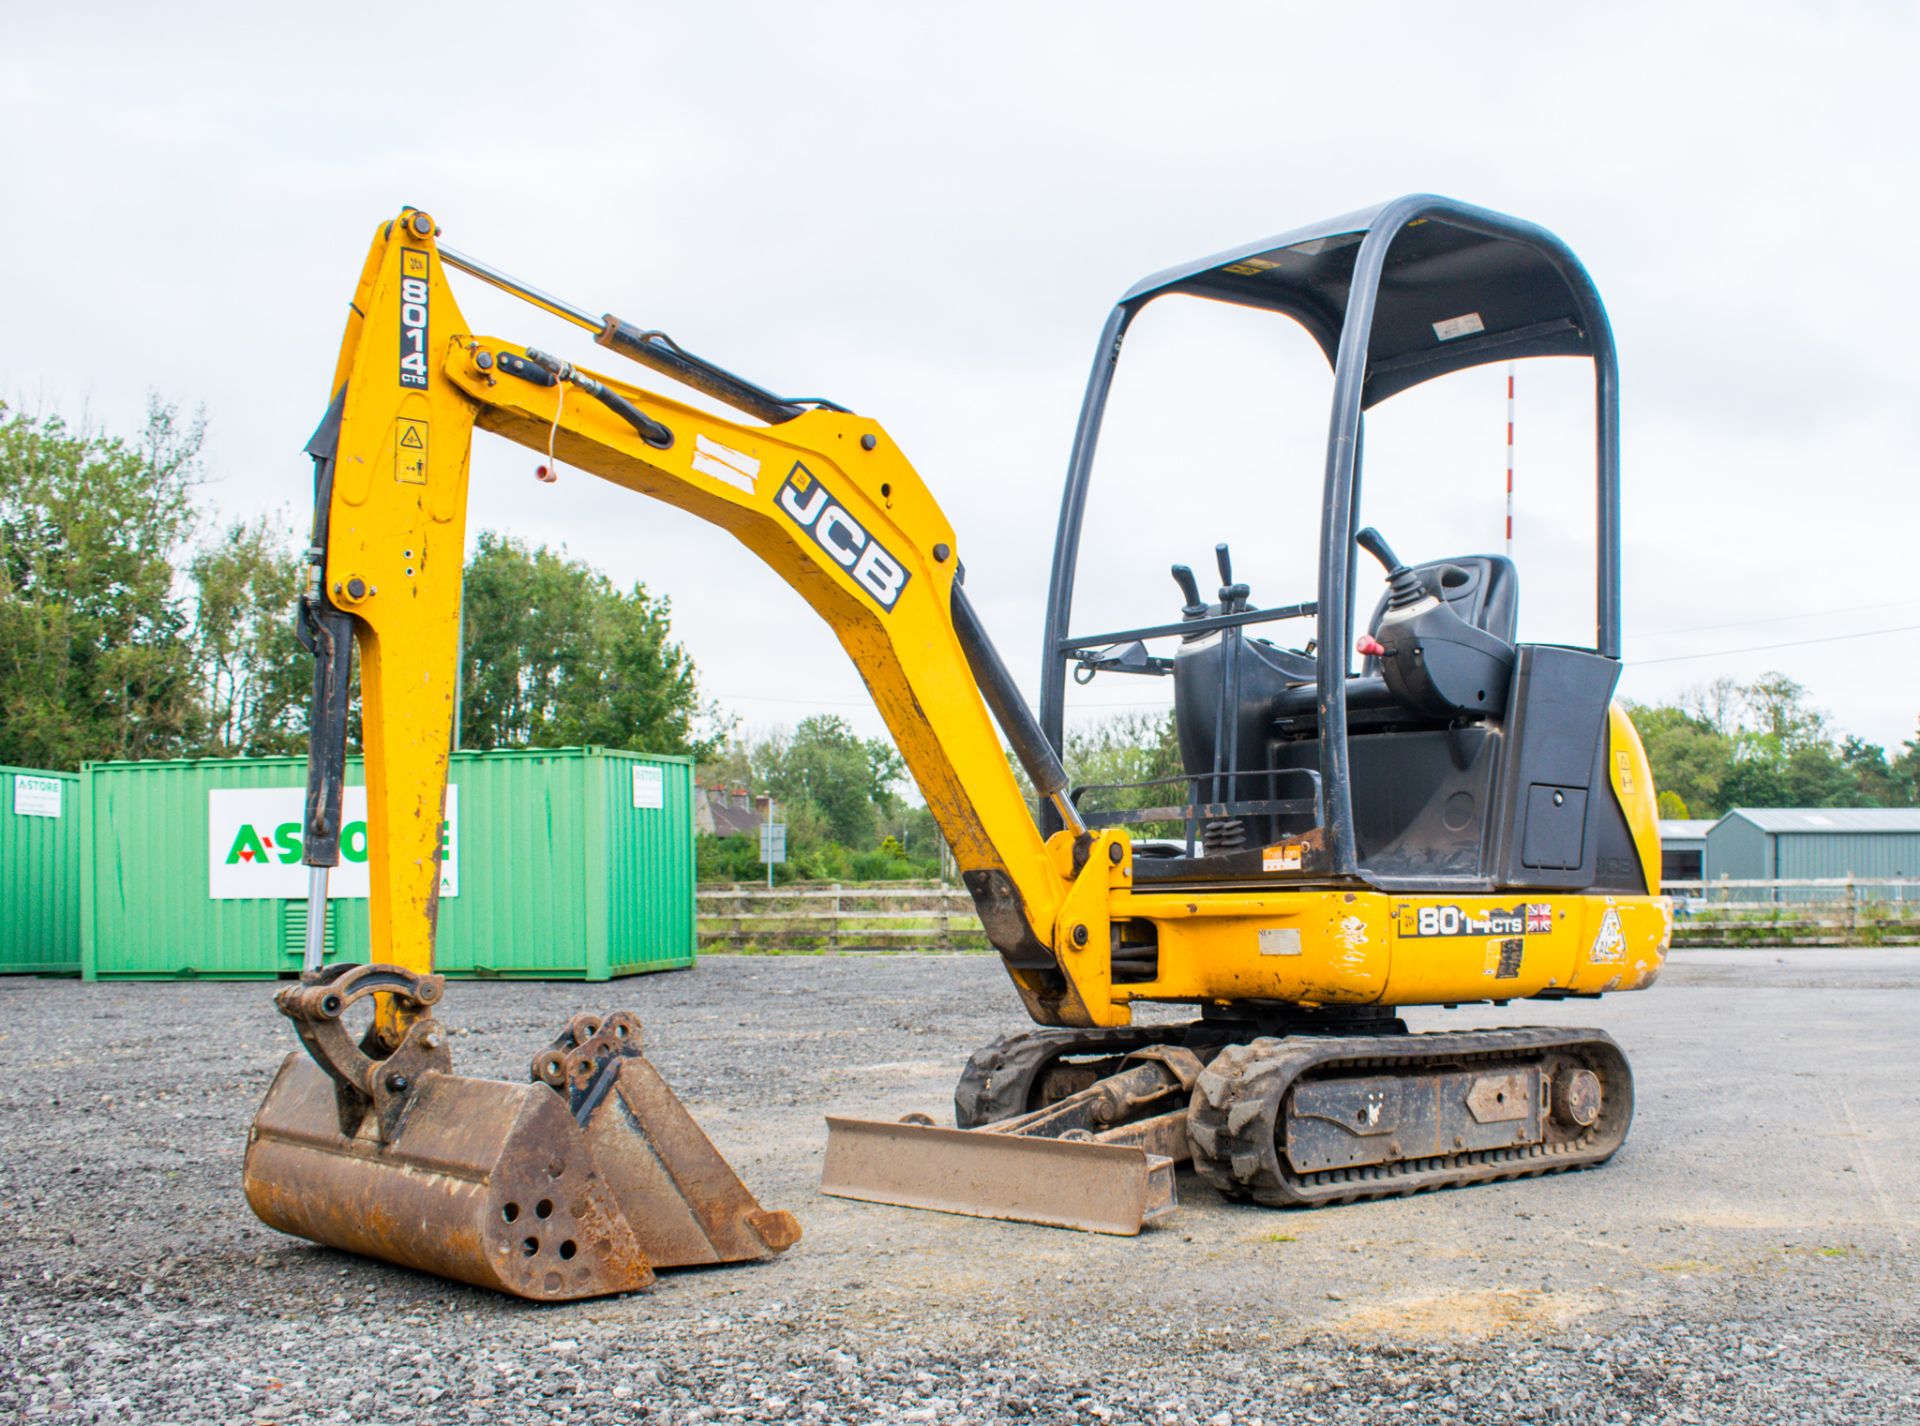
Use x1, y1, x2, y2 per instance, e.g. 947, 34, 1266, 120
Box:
243, 966, 799, 1301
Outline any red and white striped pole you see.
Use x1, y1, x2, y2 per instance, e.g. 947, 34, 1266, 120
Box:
1504, 362, 1515, 557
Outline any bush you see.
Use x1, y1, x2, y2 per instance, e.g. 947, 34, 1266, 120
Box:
695, 833, 941, 885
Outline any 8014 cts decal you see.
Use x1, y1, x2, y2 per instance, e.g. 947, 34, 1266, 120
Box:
776, 463, 910, 611
398, 249, 430, 389
1398, 902, 1555, 938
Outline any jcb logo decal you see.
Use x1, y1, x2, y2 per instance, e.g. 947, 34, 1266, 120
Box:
398, 249, 430, 389
776, 463, 910, 611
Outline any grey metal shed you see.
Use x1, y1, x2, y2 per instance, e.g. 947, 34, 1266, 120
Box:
1704, 808, 1920, 893
1657, 819, 1715, 884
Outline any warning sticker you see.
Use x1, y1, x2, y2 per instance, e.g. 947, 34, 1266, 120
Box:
395, 417, 428, 483
1588, 907, 1627, 964
1615, 750, 1636, 798
1262, 842, 1305, 873
1432, 311, 1485, 342
1484, 937, 1525, 979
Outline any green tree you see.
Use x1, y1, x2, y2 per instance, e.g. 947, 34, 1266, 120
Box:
1840, 736, 1907, 808
759, 714, 899, 847
703, 715, 916, 855
1625, 704, 1732, 818
0, 399, 205, 768
457, 533, 713, 757
1891, 722, 1920, 807
190, 515, 309, 756
1738, 672, 1828, 749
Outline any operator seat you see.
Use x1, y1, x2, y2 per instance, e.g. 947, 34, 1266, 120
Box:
1270, 552, 1518, 732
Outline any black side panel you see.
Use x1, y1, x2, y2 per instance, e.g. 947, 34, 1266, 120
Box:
1275, 725, 1500, 879
1489, 646, 1620, 890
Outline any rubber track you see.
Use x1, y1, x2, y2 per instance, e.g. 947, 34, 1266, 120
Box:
954, 1026, 1187, 1127
1187, 1027, 1633, 1207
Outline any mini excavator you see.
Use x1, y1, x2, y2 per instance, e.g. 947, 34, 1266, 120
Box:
245, 197, 1671, 1299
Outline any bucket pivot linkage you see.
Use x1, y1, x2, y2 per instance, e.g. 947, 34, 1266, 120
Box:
244, 964, 800, 1301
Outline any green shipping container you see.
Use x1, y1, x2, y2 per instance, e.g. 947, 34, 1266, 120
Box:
2, 765, 82, 974
81, 746, 695, 981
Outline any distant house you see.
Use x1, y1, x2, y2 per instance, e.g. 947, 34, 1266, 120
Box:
1657, 819, 1715, 884
695, 784, 768, 839
1704, 808, 1920, 889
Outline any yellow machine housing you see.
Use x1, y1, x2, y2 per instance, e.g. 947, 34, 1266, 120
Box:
247, 198, 1671, 1290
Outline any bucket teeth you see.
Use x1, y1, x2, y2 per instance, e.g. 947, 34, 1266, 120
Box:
244, 982, 798, 1301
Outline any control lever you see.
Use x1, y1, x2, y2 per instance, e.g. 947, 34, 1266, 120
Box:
1170, 564, 1207, 619
1214, 543, 1250, 613
1356, 527, 1424, 610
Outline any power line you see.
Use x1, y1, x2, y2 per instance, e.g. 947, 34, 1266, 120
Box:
1632, 623, 1920, 667
1640, 597, 1920, 640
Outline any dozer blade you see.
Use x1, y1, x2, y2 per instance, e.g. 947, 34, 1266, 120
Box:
820, 1045, 1202, 1235
821, 1116, 1176, 1235
243, 966, 798, 1302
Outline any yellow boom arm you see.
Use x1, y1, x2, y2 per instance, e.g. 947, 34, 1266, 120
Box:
312, 210, 1102, 1025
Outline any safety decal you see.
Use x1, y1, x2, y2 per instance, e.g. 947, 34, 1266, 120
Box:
1587, 907, 1627, 964
1261, 842, 1306, 873
1484, 937, 1525, 979
776, 462, 910, 612
1615, 749, 1636, 798
1432, 311, 1485, 342
395, 417, 427, 484
398, 249, 430, 389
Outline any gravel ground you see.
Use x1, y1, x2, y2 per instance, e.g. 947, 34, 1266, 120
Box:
3, 948, 1916, 1424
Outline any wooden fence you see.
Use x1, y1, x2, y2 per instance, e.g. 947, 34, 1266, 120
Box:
698, 882, 988, 952
1667, 878, 1920, 947
697, 878, 1920, 953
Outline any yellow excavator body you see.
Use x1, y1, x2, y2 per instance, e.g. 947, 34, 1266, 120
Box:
245, 202, 1671, 1294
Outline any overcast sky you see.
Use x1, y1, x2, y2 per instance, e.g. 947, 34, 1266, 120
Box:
5, 3, 1917, 760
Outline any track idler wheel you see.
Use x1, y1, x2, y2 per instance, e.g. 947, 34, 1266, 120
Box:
243, 965, 799, 1301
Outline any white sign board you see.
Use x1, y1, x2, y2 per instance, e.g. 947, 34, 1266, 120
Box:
631, 765, 664, 810
12, 774, 63, 818
759, 822, 787, 864
207, 786, 458, 900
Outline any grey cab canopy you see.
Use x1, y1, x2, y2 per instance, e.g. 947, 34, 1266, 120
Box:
1038, 195, 1622, 879
1119, 195, 1613, 408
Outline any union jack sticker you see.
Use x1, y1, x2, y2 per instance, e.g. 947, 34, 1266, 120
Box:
1526, 903, 1554, 935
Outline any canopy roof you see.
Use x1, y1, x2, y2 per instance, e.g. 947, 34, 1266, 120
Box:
1120, 195, 1608, 407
